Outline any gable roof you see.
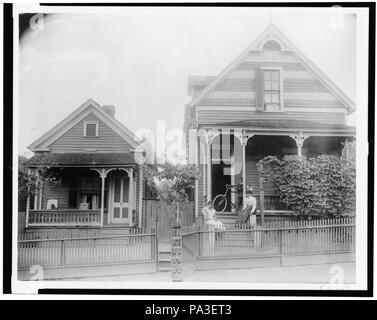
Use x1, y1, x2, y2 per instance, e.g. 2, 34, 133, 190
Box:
189, 23, 355, 114
28, 98, 140, 152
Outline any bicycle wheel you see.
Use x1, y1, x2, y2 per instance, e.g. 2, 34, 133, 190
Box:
213, 194, 227, 212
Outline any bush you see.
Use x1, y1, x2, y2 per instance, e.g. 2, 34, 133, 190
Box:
257, 155, 355, 217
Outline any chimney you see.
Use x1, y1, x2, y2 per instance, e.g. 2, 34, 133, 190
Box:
103, 105, 116, 118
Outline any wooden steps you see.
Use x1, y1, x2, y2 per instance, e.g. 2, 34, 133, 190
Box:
157, 242, 171, 272
216, 212, 238, 229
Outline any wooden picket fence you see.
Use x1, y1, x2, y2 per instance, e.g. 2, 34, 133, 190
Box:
18, 227, 157, 271
181, 217, 355, 261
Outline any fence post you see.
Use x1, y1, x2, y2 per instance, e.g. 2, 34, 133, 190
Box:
60, 239, 65, 266
198, 226, 201, 258
171, 224, 183, 282
279, 229, 283, 266
151, 227, 158, 272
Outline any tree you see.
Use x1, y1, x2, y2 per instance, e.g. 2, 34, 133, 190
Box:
143, 162, 200, 224
257, 155, 356, 217
18, 157, 63, 211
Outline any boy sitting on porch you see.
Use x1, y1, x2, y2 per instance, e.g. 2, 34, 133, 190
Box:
236, 187, 257, 227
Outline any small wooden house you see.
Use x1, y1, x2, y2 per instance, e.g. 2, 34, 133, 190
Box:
183, 23, 356, 222
25, 99, 145, 228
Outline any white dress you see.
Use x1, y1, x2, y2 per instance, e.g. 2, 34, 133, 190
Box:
202, 207, 225, 230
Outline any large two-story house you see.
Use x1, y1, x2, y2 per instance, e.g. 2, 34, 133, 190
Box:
183, 23, 356, 222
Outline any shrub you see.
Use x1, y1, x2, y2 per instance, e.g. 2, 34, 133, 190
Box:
257, 155, 355, 217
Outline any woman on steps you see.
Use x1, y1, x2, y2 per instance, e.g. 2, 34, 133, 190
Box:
202, 201, 225, 231
236, 187, 257, 226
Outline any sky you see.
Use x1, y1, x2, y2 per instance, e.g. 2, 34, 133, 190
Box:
18, 7, 356, 158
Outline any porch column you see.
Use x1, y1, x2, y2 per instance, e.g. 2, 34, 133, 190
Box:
289, 132, 309, 159
25, 168, 31, 228
241, 136, 247, 206
99, 170, 107, 227
204, 129, 219, 202
235, 130, 253, 207
33, 171, 38, 209
138, 166, 143, 227
92, 168, 112, 227
128, 168, 134, 227
230, 157, 236, 212
206, 140, 212, 201
38, 179, 43, 210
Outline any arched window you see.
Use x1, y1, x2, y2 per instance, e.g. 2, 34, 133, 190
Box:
263, 40, 281, 51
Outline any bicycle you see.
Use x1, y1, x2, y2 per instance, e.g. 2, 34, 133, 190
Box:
212, 183, 243, 213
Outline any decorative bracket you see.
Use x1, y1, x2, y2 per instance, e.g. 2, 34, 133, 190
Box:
91, 168, 112, 179
205, 129, 220, 145
91, 167, 134, 179
289, 132, 309, 148
234, 130, 254, 146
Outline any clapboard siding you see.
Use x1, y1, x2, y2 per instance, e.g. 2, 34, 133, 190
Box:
197, 110, 346, 125
49, 113, 133, 153
42, 180, 70, 210
215, 79, 328, 93
245, 156, 276, 195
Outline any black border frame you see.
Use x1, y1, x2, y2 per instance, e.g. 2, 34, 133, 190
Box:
3, 2, 374, 297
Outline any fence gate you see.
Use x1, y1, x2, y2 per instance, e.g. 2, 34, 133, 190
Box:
156, 202, 175, 242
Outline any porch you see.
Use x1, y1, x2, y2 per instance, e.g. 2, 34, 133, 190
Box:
198, 119, 356, 221
25, 153, 143, 228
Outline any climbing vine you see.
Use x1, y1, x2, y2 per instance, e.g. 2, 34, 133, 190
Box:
257, 155, 356, 217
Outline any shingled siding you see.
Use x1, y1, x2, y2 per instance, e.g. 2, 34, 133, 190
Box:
197, 110, 346, 125
197, 163, 205, 217
49, 113, 133, 153
196, 49, 349, 120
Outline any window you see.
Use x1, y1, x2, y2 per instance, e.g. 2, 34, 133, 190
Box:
263, 40, 281, 51
84, 121, 98, 137
79, 176, 101, 209
264, 70, 281, 112
68, 178, 78, 208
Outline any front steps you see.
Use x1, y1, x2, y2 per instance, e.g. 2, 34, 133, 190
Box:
157, 242, 172, 272
216, 212, 238, 229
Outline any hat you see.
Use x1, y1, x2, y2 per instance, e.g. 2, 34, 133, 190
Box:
247, 186, 253, 192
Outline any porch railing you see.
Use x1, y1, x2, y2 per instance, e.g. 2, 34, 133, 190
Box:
28, 209, 101, 227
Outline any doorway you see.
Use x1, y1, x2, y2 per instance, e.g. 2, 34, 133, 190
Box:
108, 173, 130, 224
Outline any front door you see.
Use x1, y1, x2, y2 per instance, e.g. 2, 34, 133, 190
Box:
110, 175, 130, 224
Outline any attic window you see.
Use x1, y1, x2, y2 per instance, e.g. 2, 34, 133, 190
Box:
84, 121, 99, 137
263, 40, 281, 51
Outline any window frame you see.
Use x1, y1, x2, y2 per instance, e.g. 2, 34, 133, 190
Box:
261, 67, 284, 112
83, 120, 99, 137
